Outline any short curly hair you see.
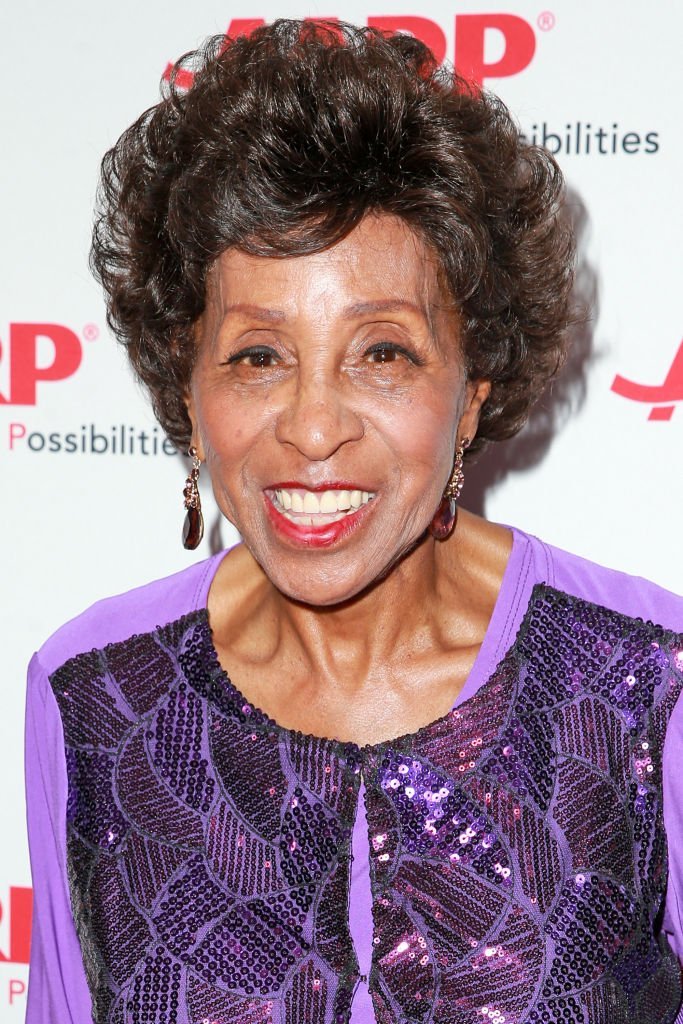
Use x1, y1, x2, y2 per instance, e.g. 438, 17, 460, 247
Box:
91, 19, 574, 452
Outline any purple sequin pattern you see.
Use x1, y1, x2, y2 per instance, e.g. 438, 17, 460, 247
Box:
50, 585, 683, 1023
362, 587, 683, 1023
51, 616, 362, 1023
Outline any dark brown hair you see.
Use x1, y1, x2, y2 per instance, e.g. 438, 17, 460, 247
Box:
91, 19, 574, 452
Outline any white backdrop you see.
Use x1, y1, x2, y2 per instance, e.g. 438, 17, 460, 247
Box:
1, 0, 681, 1016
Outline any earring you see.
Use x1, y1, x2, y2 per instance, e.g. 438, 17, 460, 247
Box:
429, 437, 470, 540
182, 446, 204, 550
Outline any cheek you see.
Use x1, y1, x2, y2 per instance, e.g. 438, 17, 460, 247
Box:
378, 392, 458, 476
195, 388, 267, 461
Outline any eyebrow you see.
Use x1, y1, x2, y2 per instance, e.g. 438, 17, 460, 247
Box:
341, 299, 427, 320
222, 299, 428, 322
221, 303, 287, 323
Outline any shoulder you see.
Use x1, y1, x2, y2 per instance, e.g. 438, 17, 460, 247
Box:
517, 528, 683, 635
36, 552, 226, 676
511, 530, 683, 752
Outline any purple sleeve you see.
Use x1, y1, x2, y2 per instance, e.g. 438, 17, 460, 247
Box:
663, 688, 683, 961
25, 653, 93, 1023
23, 552, 225, 1020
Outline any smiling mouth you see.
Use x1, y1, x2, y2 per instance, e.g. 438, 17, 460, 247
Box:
266, 486, 375, 525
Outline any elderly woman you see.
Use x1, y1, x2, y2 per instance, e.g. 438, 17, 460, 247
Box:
25, 19, 683, 1024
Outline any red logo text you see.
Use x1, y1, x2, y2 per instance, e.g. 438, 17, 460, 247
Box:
164, 14, 537, 90
7, 978, 26, 1006
611, 340, 683, 420
0, 324, 83, 405
0, 888, 32, 966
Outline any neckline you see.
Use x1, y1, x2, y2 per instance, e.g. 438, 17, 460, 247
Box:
193, 526, 535, 755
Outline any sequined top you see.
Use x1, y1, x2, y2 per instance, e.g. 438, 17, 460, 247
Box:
25, 529, 683, 1024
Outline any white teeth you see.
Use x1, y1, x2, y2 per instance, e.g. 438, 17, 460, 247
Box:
281, 510, 348, 525
319, 491, 338, 513
303, 491, 320, 514
273, 487, 375, 516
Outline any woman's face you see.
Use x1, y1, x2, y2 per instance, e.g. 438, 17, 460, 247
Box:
187, 213, 489, 606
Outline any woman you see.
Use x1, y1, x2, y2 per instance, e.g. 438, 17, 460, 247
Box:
25, 19, 683, 1024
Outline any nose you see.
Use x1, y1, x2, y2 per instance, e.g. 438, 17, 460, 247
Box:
274, 375, 364, 461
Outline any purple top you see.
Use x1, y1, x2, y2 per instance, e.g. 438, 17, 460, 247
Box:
24, 528, 683, 1023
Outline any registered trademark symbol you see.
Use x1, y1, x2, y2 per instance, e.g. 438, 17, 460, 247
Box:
83, 323, 100, 341
537, 10, 556, 30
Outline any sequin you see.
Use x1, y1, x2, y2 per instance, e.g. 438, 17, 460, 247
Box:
51, 586, 683, 1022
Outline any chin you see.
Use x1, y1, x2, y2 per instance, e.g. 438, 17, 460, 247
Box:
261, 539, 422, 609
237, 503, 428, 606
272, 567, 374, 609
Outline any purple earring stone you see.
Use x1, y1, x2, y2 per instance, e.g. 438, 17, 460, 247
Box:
429, 497, 457, 540
182, 505, 204, 550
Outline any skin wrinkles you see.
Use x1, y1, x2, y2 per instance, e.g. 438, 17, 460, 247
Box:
186, 213, 511, 746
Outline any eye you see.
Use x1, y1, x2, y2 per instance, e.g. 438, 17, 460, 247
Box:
364, 342, 419, 365
224, 346, 279, 368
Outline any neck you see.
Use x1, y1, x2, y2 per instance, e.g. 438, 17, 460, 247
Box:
243, 510, 509, 690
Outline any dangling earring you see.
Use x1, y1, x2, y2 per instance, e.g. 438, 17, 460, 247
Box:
182, 446, 204, 550
429, 437, 470, 540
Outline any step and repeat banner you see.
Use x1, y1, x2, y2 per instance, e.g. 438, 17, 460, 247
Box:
1, 0, 681, 1015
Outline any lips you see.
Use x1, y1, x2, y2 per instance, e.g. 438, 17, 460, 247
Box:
263, 484, 376, 546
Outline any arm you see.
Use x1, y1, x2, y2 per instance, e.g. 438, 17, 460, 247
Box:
25, 653, 93, 1023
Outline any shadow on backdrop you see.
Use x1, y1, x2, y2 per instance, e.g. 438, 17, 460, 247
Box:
179, 184, 598, 552
464, 184, 598, 517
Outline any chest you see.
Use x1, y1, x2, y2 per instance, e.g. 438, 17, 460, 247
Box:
51, 590, 683, 1023
211, 641, 481, 746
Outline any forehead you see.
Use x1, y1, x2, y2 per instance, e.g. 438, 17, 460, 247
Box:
206, 214, 448, 313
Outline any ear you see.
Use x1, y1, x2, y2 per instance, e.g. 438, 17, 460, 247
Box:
182, 318, 210, 460
183, 388, 205, 461
458, 379, 491, 444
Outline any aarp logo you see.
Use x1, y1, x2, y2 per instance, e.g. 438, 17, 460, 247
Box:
164, 13, 553, 90
0, 323, 98, 405
0, 887, 31, 965
611, 340, 683, 420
